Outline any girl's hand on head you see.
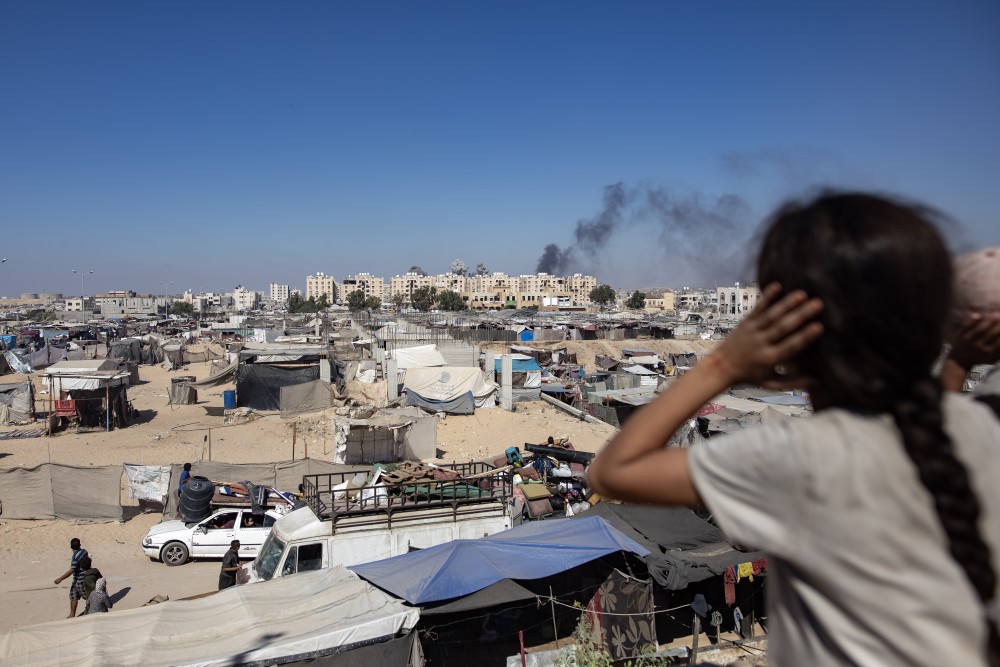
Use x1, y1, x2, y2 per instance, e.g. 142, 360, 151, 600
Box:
712, 283, 824, 387
949, 312, 1000, 369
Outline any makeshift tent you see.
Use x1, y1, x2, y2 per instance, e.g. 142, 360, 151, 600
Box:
332, 409, 437, 464
280, 380, 335, 413
236, 363, 320, 410
577, 503, 764, 590
0, 566, 420, 667
404, 390, 475, 415
350, 515, 649, 605
0, 378, 34, 424
184, 361, 238, 388
402, 366, 497, 413
494, 355, 542, 388
391, 344, 446, 369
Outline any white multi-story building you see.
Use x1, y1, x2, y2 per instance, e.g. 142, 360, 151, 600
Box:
305, 273, 336, 303
340, 273, 385, 303
717, 282, 761, 317
232, 285, 260, 311
269, 283, 290, 303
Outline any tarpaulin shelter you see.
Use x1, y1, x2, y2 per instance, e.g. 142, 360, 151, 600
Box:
43, 360, 132, 431
350, 515, 649, 605
494, 355, 541, 388
331, 407, 437, 464
391, 344, 446, 369
280, 379, 335, 413
108, 337, 163, 365
0, 566, 420, 667
402, 366, 497, 414
236, 363, 321, 410
577, 503, 764, 590
0, 378, 34, 424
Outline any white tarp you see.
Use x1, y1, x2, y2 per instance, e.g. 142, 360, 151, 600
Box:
0, 566, 419, 667
123, 464, 171, 502
622, 365, 658, 376
392, 344, 446, 369
402, 366, 497, 402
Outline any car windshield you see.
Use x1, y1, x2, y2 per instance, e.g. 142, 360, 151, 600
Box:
254, 533, 285, 581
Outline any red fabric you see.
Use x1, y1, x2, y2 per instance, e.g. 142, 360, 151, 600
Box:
723, 565, 737, 605
752, 558, 768, 575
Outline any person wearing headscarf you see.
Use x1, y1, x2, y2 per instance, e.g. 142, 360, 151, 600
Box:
80, 577, 112, 615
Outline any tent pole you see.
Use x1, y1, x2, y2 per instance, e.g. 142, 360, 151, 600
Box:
549, 585, 560, 648
106, 384, 110, 431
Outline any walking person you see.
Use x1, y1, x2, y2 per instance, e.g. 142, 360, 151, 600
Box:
53, 538, 88, 618
588, 192, 1000, 666
219, 540, 241, 590
78, 556, 103, 601
80, 577, 112, 615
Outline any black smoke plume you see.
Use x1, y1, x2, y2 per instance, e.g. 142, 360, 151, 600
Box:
537, 182, 754, 284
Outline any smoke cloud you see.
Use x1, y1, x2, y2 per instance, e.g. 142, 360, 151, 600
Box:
536, 182, 755, 285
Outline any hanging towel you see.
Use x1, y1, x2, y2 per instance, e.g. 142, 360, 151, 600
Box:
723, 566, 737, 605
752, 558, 768, 575
734, 607, 745, 635
737, 561, 755, 582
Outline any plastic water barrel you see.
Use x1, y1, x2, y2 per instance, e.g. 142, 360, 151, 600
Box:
223, 389, 236, 410
179, 476, 214, 523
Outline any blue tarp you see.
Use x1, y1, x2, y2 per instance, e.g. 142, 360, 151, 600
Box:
518, 329, 534, 342
350, 515, 649, 605
494, 357, 541, 373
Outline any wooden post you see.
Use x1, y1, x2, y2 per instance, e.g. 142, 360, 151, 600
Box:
292, 423, 297, 460
208, 428, 212, 461
519, 630, 527, 667
105, 384, 110, 432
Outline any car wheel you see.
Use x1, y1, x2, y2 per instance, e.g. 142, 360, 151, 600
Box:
161, 541, 189, 566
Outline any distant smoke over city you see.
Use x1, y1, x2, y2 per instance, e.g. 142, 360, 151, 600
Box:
537, 182, 755, 285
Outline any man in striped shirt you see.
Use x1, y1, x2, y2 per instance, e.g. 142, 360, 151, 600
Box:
54, 537, 89, 617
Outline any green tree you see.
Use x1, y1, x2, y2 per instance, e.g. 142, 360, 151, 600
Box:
346, 290, 368, 312
589, 284, 616, 307
287, 293, 304, 313
316, 293, 330, 309
625, 290, 646, 309
170, 301, 194, 317
365, 296, 381, 310
437, 290, 465, 311
410, 286, 437, 312
390, 292, 406, 311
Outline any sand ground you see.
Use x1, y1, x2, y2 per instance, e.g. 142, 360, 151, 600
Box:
0, 339, 711, 633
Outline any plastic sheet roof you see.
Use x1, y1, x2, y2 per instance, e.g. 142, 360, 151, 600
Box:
350, 515, 649, 605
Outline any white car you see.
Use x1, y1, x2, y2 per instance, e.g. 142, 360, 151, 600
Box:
142, 508, 284, 566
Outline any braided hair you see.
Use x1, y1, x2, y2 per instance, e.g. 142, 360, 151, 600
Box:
757, 193, 999, 662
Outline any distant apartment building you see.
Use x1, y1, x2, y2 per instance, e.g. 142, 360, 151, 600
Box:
305, 273, 336, 302
64, 297, 85, 312
566, 274, 597, 305
717, 282, 761, 316
269, 283, 290, 303
388, 272, 434, 303
95, 291, 170, 317
232, 285, 260, 311
644, 290, 676, 313
675, 288, 713, 312
340, 273, 385, 303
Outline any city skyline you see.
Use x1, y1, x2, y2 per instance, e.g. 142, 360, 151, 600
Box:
2, 2, 997, 295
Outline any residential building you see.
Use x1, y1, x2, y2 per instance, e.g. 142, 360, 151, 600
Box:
232, 285, 260, 311
643, 290, 676, 313
717, 282, 762, 317
387, 272, 434, 304
305, 273, 336, 303
340, 273, 385, 303
269, 283, 290, 303
566, 274, 598, 305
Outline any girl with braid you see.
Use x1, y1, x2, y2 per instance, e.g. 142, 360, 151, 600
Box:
589, 193, 1000, 666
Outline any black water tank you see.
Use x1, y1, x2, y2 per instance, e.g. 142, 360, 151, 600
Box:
179, 476, 214, 523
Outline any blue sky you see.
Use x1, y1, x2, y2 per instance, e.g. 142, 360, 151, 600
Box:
1, 1, 998, 296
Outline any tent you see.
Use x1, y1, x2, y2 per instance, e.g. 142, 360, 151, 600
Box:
350, 515, 649, 605
0, 566, 420, 667
0, 378, 34, 424
236, 363, 321, 411
494, 355, 541, 389
576, 503, 764, 590
402, 366, 497, 413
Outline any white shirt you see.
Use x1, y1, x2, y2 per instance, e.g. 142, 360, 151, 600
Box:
687, 393, 1000, 667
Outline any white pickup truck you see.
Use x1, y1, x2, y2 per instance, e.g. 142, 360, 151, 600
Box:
239, 463, 514, 584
